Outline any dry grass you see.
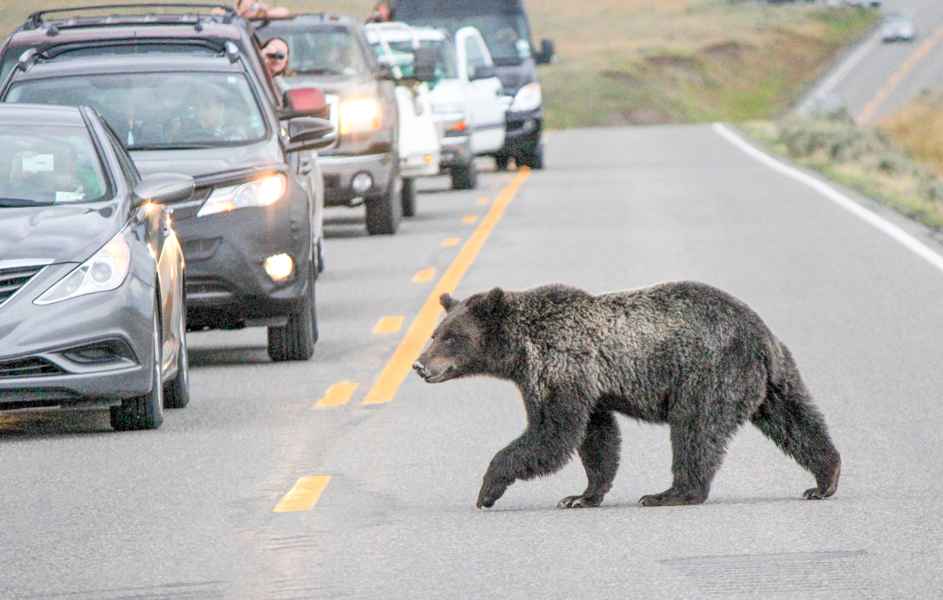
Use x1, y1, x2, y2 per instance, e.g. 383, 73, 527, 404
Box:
881, 90, 943, 177
743, 117, 943, 230
1, 0, 877, 129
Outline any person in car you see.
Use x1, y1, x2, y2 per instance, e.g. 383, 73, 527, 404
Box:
235, 0, 290, 18
261, 37, 292, 79
366, 1, 394, 23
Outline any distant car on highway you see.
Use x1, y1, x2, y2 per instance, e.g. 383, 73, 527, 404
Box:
366, 22, 442, 216
2, 38, 335, 362
393, 0, 553, 170
255, 14, 405, 235
0, 104, 191, 430
881, 14, 916, 43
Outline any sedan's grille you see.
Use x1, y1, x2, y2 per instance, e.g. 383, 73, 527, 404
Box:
0, 357, 63, 379
0, 265, 44, 307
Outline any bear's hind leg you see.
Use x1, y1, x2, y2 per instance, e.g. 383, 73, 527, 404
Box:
558, 409, 620, 509
751, 379, 841, 500
639, 419, 733, 507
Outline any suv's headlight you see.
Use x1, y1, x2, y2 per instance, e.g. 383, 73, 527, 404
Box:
35, 232, 131, 305
198, 174, 287, 218
510, 82, 542, 113
340, 97, 383, 135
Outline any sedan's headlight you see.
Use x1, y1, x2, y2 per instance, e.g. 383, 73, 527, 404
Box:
340, 97, 383, 135
510, 82, 542, 113
198, 174, 287, 218
35, 232, 131, 305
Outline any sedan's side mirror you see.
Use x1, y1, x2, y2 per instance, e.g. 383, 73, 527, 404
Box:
470, 64, 496, 81
133, 173, 194, 207
281, 87, 328, 119
286, 117, 336, 153
537, 38, 555, 65
412, 46, 438, 82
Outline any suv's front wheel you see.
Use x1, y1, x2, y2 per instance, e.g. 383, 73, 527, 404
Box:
365, 176, 402, 235
267, 263, 318, 362
401, 178, 417, 217
451, 160, 478, 190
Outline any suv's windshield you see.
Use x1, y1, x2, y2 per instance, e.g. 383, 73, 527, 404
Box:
370, 38, 458, 82
0, 125, 107, 207
6, 72, 267, 150
401, 15, 531, 65
269, 26, 368, 76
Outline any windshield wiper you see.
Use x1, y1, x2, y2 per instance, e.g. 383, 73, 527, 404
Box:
0, 197, 49, 207
128, 143, 216, 151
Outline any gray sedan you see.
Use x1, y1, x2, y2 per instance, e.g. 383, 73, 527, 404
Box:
0, 104, 191, 430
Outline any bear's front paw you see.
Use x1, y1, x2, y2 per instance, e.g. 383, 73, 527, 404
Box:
557, 494, 603, 509
476, 474, 511, 509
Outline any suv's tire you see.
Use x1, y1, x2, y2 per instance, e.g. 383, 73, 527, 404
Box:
163, 302, 190, 409
451, 160, 478, 190
401, 178, 417, 217
267, 265, 318, 362
111, 309, 164, 431
495, 154, 510, 171
520, 145, 545, 170
365, 177, 402, 235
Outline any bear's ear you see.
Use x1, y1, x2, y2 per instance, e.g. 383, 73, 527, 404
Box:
439, 293, 458, 312
468, 287, 509, 322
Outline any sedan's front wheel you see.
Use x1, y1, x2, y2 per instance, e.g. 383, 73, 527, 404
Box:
163, 301, 190, 409
111, 309, 164, 431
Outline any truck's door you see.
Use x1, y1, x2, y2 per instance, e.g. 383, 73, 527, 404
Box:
455, 26, 506, 155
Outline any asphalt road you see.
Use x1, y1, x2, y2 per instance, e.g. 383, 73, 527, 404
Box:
3, 124, 943, 599
800, 0, 943, 124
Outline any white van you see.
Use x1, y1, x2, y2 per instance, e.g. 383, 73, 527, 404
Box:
363, 25, 506, 190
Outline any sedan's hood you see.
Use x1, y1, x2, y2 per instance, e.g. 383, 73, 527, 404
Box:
131, 141, 282, 179
0, 202, 123, 264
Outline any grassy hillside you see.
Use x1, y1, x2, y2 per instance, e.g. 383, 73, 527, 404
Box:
2, 1, 877, 129
882, 90, 943, 177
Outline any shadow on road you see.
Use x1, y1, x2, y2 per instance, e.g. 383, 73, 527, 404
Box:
0, 410, 112, 439
188, 346, 271, 367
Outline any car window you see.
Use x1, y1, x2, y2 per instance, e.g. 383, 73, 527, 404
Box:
103, 126, 141, 186
387, 39, 458, 82
464, 35, 488, 74
269, 27, 369, 76
404, 14, 532, 66
0, 124, 108, 206
7, 72, 268, 150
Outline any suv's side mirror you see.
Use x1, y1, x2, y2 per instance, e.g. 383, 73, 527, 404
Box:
412, 46, 438, 82
470, 64, 496, 81
133, 173, 194, 207
286, 117, 336, 153
281, 87, 328, 119
537, 38, 555, 65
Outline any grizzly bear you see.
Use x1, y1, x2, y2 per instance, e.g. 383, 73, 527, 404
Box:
413, 281, 841, 509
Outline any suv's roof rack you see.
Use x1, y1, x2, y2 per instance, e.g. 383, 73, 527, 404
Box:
38, 37, 230, 60
24, 4, 237, 31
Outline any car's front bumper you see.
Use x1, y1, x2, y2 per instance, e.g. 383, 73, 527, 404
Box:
0, 264, 155, 407
318, 152, 395, 206
175, 196, 313, 330
500, 108, 543, 157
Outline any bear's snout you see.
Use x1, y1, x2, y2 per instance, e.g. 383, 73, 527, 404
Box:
413, 360, 453, 383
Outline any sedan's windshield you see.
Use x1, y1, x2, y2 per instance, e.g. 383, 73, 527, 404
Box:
6, 72, 267, 150
271, 27, 369, 76
0, 125, 107, 206
405, 15, 532, 65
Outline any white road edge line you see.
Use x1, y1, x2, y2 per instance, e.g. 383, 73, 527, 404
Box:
797, 32, 879, 115
712, 123, 943, 276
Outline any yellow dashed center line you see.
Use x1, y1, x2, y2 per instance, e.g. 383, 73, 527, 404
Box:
373, 315, 405, 335
858, 25, 943, 124
441, 237, 461, 248
412, 267, 436, 284
314, 381, 359, 409
273, 475, 331, 513
462, 214, 479, 225
362, 168, 531, 406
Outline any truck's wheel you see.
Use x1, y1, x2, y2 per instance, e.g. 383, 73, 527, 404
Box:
451, 160, 478, 190
520, 145, 545, 170
365, 177, 402, 235
267, 265, 318, 362
495, 154, 510, 171
111, 309, 164, 431
401, 178, 417, 217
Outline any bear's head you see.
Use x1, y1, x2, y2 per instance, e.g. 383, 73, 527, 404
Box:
413, 287, 511, 384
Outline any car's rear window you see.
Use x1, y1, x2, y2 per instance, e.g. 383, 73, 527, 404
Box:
268, 26, 369, 77
0, 124, 108, 206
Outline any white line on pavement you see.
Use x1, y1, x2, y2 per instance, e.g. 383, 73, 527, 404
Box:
712, 123, 943, 276
796, 32, 880, 115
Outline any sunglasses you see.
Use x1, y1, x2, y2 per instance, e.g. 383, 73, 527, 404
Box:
265, 52, 287, 60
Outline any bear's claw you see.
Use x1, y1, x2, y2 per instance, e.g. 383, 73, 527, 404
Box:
557, 494, 603, 509
639, 489, 707, 507
803, 487, 829, 500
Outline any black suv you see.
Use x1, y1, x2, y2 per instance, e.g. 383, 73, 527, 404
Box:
256, 14, 404, 236
2, 25, 334, 361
